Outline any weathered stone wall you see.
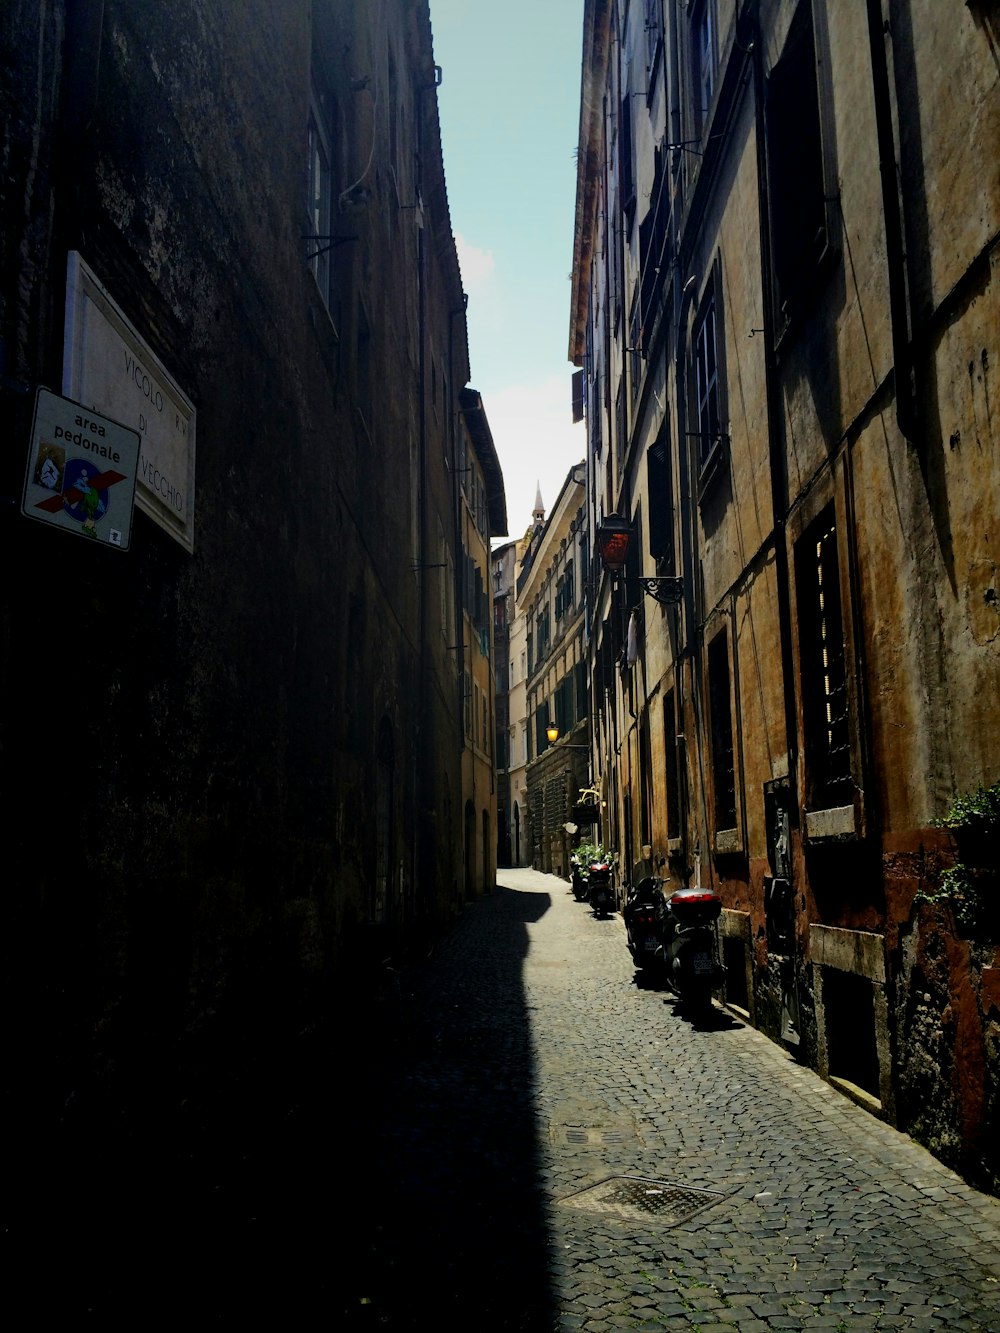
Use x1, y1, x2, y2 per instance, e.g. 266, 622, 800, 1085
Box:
1, 0, 470, 1138
569, 0, 999, 1188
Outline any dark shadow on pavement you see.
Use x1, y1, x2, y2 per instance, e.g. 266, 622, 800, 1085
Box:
7, 887, 556, 1331
661, 995, 745, 1033
325, 884, 556, 1329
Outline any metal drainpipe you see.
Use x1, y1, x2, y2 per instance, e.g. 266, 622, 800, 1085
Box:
865, 0, 919, 446
751, 15, 800, 806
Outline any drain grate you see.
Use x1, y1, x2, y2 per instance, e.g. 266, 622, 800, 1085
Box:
566, 1127, 625, 1146
550, 1123, 633, 1148
557, 1176, 725, 1226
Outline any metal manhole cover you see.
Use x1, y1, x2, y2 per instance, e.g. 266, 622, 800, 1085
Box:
557, 1176, 725, 1226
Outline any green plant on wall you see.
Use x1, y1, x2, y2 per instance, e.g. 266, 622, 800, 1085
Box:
573, 841, 619, 872
935, 781, 1000, 835
916, 781, 999, 937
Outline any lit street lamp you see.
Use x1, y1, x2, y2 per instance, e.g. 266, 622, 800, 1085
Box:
545, 723, 589, 750
595, 511, 684, 606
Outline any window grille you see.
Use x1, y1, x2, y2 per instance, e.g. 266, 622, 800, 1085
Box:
708, 630, 737, 831
797, 509, 852, 807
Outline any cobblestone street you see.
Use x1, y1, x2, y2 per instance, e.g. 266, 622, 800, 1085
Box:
12, 868, 1000, 1328
340, 868, 1000, 1331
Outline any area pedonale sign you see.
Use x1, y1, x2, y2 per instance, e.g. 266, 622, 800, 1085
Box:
21, 387, 140, 550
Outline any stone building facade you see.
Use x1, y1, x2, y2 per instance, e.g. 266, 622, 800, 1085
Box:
458, 388, 507, 896
493, 528, 535, 868
569, 0, 999, 1189
1, 0, 498, 1139
519, 464, 592, 877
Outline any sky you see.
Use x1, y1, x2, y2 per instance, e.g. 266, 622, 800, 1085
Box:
428, 0, 586, 547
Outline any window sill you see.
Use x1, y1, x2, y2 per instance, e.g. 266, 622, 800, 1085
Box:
714, 826, 741, 855
804, 803, 857, 841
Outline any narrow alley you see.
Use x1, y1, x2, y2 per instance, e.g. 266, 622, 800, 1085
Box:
332, 868, 1000, 1330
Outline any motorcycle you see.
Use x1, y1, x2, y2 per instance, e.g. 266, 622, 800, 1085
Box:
623, 874, 668, 970
659, 885, 725, 1013
570, 852, 590, 902
587, 858, 613, 917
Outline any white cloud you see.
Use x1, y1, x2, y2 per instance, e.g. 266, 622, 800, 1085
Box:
481, 376, 586, 542
454, 231, 496, 295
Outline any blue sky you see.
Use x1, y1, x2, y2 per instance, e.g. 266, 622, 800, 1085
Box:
429, 0, 586, 544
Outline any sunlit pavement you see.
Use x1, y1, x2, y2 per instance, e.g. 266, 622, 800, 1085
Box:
342, 867, 1000, 1330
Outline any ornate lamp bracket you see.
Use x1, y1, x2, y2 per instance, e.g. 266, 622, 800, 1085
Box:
638, 576, 684, 606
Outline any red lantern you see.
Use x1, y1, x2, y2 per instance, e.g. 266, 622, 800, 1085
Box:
596, 513, 632, 573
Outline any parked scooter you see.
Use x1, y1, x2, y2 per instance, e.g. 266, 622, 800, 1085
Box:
587, 858, 613, 917
623, 874, 668, 970
570, 852, 590, 902
659, 885, 724, 1013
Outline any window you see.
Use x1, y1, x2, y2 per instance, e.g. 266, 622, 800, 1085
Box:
571, 369, 585, 423
555, 562, 575, 620
647, 427, 675, 574
664, 688, 681, 840
691, 260, 727, 489
766, 1, 829, 321
464, 671, 472, 738
694, 293, 719, 465
690, 0, 717, 135
536, 607, 551, 659
628, 291, 641, 403
575, 659, 589, 723
306, 99, 333, 304
639, 146, 671, 352
643, 0, 663, 82
639, 713, 652, 844
554, 676, 572, 736
708, 629, 737, 832
535, 707, 550, 757
620, 92, 635, 228
438, 522, 453, 642
796, 506, 852, 810
615, 381, 626, 472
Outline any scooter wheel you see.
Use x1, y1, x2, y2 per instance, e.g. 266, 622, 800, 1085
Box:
683, 977, 714, 1016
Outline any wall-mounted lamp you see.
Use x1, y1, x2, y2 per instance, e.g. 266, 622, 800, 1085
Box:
595, 512, 631, 573
596, 513, 684, 606
545, 723, 590, 750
